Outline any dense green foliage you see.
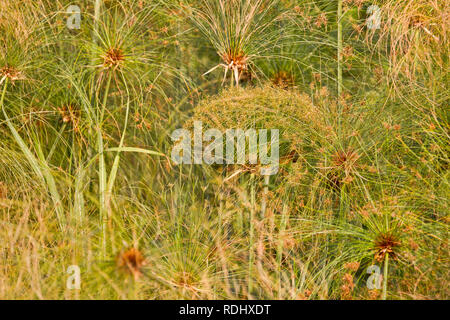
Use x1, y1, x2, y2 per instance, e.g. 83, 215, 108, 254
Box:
0, 0, 447, 299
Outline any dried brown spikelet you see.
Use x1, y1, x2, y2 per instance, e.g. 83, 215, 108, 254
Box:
332, 148, 360, 171
297, 289, 312, 300
326, 148, 360, 190
271, 71, 295, 89
0, 182, 6, 199
221, 49, 248, 73
314, 13, 328, 28
0, 66, 21, 81
58, 105, 80, 129
368, 289, 380, 300
340, 273, 355, 300
408, 239, 419, 251
342, 46, 354, 59
318, 86, 329, 97
343, 0, 366, 10
344, 261, 360, 272
175, 271, 195, 288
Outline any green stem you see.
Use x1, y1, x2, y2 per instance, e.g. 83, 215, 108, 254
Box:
337, 0, 344, 140
218, 191, 223, 240
382, 252, 389, 300
230, 70, 234, 88
46, 123, 67, 162
93, 0, 102, 44
90, 0, 103, 99
261, 174, 269, 218
106, 94, 130, 208
276, 204, 288, 299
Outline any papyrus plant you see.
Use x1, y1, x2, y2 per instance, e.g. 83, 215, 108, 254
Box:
191, 0, 288, 87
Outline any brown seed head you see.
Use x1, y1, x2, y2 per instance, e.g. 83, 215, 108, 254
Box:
175, 271, 195, 288
326, 148, 360, 190
221, 49, 248, 72
0, 66, 21, 81
58, 105, 80, 128
340, 273, 355, 300
0, 182, 6, 199
332, 148, 360, 171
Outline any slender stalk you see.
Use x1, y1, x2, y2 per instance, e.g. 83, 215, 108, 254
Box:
90, 0, 103, 98
261, 174, 269, 218
98, 127, 107, 255
248, 174, 256, 296
46, 123, 67, 162
73, 163, 85, 259
215, 190, 224, 296
93, 0, 102, 44
106, 76, 131, 209
218, 191, 223, 239
382, 252, 389, 300
98, 73, 112, 257
230, 70, 234, 88
35, 141, 66, 229
276, 204, 288, 299
1, 79, 40, 183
